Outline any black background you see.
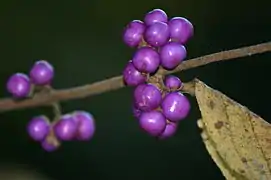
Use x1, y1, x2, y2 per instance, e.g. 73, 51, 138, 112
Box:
0, 0, 270, 179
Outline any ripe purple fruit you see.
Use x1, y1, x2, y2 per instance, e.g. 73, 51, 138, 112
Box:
132, 103, 142, 119
30, 60, 54, 85
72, 111, 95, 141
134, 83, 162, 111
160, 42, 187, 70
123, 20, 146, 48
144, 9, 168, 26
164, 75, 182, 91
144, 21, 170, 47
161, 92, 190, 122
6, 73, 31, 98
139, 110, 166, 136
132, 47, 160, 73
41, 137, 59, 152
27, 116, 50, 141
168, 17, 194, 44
53, 114, 77, 141
159, 122, 178, 139
123, 60, 146, 86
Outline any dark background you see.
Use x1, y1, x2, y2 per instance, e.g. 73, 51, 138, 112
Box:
0, 0, 270, 180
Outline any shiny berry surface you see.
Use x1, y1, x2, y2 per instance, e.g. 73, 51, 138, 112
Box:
133, 83, 162, 111
160, 42, 187, 70
132, 47, 160, 73
27, 116, 50, 141
139, 110, 166, 136
159, 122, 178, 139
123, 20, 146, 47
164, 75, 182, 90
168, 17, 194, 44
6, 73, 31, 98
123, 61, 146, 86
53, 114, 77, 141
144, 21, 170, 47
73, 111, 95, 141
144, 9, 168, 26
161, 92, 190, 122
30, 60, 54, 85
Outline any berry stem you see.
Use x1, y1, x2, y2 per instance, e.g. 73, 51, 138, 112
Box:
52, 102, 62, 122
147, 66, 169, 95
44, 86, 62, 123
0, 42, 270, 113
34, 85, 62, 122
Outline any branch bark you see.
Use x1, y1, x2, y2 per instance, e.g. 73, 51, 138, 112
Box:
0, 42, 270, 113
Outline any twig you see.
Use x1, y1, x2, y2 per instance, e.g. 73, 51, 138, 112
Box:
0, 42, 270, 113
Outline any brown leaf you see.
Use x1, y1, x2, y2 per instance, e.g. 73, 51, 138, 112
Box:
194, 79, 271, 180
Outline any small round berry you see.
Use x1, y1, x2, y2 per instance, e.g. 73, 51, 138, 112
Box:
161, 92, 190, 122
53, 114, 77, 141
27, 116, 50, 141
123, 61, 146, 86
132, 47, 160, 73
164, 75, 182, 91
72, 111, 95, 141
168, 17, 194, 44
139, 110, 166, 136
144, 22, 170, 47
144, 9, 168, 26
123, 20, 146, 48
6, 73, 31, 98
132, 103, 142, 119
41, 138, 59, 152
134, 83, 162, 111
159, 122, 178, 139
160, 42, 187, 70
30, 60, 54, 85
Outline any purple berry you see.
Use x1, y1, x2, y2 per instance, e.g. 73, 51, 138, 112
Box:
30, 60, 54, 85
132, 47, 160, 73
144, 22, 170, 47
41, 137, 59, 152
6, 73, 31, 98
73, 111, 95, 141
27, 116, 50, 141
159, 122, 178, 139
160, 42, 187, 70
53, 114, 77, 141
168, 17, 194, 44
161, 92, 190, 122
123, 61, 146, 86
164, 75, 182, 90
132, 103, 142, 119
134, 83, 162, 111
144, 9, 168, 26
139, 110, 166, 136
123, 20, 146, 48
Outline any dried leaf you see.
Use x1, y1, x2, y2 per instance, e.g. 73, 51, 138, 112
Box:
194, 79, 271, 180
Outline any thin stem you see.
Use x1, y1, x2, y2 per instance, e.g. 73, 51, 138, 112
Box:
51, 102, 62, 122
0, 41, 270, 113
38, 86, 62, 122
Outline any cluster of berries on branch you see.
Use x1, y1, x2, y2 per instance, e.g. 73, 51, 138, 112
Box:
6, 60, 95, 151
122, 9, 194, 139
3, 8, 194, 152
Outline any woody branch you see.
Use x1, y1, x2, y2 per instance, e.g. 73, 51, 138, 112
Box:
0, 41, 270, 113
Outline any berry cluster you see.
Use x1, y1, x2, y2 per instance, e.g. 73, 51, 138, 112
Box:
6, 60, 95, 151
122, 9, 193, 139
